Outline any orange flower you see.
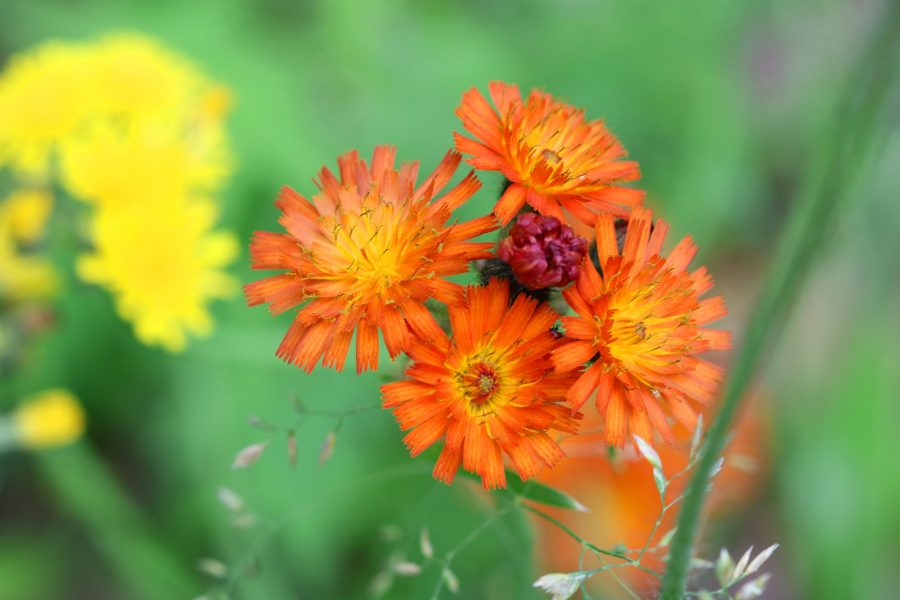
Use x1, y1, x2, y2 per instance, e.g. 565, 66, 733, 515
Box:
245, 146, 497, 373
381, 279, 581, 489
552, 207, 731, 447
454, 81, 643, 228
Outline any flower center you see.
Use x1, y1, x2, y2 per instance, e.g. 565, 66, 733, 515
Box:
633, 321, 647, 340
478, 372, 497, 395
326, 202, 433, 301
459, 361, 501, 406
600, 280, 693, 379
341, 212, 403, 281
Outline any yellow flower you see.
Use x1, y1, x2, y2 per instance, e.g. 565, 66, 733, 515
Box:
78, 198, 237, 351
0, 251, 57, 302
0, 188, 57, 301
87, 34, 210, 122
2, 188, 53, 243
56, 34, 233, 209
0, 32, 236, 351
0, 33, 230, 177
59, 119, 230, 208
66, 120, 236, 350
197, 85, 233, 124
11, 389, 85, 449
0, 41, 94, 175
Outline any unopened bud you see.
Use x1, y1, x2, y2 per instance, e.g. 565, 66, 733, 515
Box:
498, 213, 587, 290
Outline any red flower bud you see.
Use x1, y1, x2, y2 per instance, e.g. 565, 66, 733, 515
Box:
497, 213, 587, 290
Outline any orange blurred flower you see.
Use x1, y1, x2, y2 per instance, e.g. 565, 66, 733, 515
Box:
381, 279, 581, 489
246, 146, 497, 373
552, 207, 731, 447
454, 81, 642, 228
535, 395, 770, 596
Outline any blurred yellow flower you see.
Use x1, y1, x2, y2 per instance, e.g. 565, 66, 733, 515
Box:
0, 252, 57, 302
0, 42, 93, 176
78, 199, 237, 352
197, 85, 233, 124
11, 389, 85, 449
87, 34, 210, 122
2, 188, 53, 243
60, 119, 230, 207
0, 34, 222, 176
0, 32, 237, 351
0, 188, 57, 301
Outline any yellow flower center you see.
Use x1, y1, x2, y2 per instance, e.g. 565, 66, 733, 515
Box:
584, 274, 699, 398
508, 106, 606, 196
601, 281, 683, 371
322, 201, 434, 303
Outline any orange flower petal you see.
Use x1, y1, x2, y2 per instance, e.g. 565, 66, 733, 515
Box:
493, 184, 527, 225
381, 307, 410, 359
566, 362, 602, 410
355, 320, 380, 374
243, 274, 305, 314
433, 447, 461, 484
289, 320, 334, 373
552, 340, 596, 373
693, 296, 728, 325
322, 329, 353, 371
606, 391, 628, 448
401, 300, 446, 343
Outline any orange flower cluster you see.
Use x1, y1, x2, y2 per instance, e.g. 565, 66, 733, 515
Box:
247, 81, 730, 488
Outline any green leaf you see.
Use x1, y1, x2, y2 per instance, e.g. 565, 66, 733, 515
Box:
505, 475, 589, 512
633, 435, 663, 471
653, 467, 667, 498
689, 415, 704, 461
715, 548, 735, 587
459, 470, 588, 512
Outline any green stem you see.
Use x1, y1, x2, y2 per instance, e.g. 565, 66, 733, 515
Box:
659, 5, 900, 598
598, 558, 642, 600
37, 443, 199, 598
428, 503, 514, 600
520, 503, 662, 579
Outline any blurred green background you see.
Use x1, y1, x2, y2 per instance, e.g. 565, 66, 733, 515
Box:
1, 0, 899, 598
